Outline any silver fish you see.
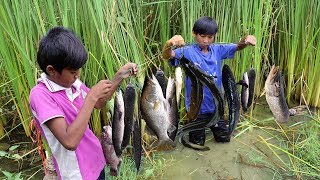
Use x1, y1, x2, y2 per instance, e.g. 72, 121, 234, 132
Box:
166, 77, 179, 141
101, 126, 122, 176
140, 74, 175, 151
175, 67, 183, 105
247, 68, 256, 109
241, 72, 249, 111
265, 65, 290, 123
112, 90, 125, 157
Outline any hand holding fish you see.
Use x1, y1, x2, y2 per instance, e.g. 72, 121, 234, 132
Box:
118, 63, 139, 79
237, 35, 256, 51
167, 35, 186, 47
162, 35, 185, 59
242, 35, 256, 46
89, 80, 113, 101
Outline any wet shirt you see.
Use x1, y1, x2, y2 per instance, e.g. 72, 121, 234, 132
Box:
29, 73, 106, 180
170, 43, 237, 114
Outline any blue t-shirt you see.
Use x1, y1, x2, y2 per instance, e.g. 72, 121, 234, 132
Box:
170, 43, 237, 114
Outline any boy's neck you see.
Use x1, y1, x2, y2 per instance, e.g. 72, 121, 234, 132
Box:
201, 48, 209, 54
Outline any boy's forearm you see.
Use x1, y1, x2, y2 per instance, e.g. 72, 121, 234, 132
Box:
162, 42, 173, 60
236, 38, 247, 51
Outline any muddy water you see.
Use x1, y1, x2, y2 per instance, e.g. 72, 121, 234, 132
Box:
157, 99, 313, 180
159, 133, 278, 180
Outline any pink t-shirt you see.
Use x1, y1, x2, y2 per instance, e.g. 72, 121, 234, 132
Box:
29, 73, 106, 180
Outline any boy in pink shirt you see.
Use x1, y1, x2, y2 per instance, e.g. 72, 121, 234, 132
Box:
29, 26, 138, 180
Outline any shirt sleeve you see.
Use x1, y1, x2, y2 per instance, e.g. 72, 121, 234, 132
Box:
30, 88, 65, 125
218, 44, 237, 59
169, 48, 184, 66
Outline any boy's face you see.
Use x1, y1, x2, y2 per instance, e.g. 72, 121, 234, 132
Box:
193, 33, 215, 50
47, 66, 81, 88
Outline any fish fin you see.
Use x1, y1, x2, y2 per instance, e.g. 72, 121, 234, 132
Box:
109, 168, 118, 176
289, 108, 297, 116
109, 159, 122, 177
157, 139, 176, 151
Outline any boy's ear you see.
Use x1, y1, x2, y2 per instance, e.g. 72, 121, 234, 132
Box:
192, 31, 196, 37
46, 65, 56, 76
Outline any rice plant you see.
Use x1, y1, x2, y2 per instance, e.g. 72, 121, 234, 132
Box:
0, 0, 319, 179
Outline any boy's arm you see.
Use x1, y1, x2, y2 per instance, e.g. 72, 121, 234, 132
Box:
46, 80, 113, 150
94, 62, 138, 109
236, 35, 256, 51
162, 35, 185, 60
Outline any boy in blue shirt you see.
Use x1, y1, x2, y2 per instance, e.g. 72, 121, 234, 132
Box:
162, 16, 256, 145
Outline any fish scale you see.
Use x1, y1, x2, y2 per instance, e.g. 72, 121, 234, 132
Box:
112, 90, 125, 157
140, 74, 175, 150
265, 65, 290, 123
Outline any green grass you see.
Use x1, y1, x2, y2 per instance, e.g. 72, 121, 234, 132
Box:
0, 0, 319, 179
236, 111, 320, 179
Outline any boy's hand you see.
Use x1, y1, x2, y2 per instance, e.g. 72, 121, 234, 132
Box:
162, 35, 185, 60
244, 35, 256, 46
88, 80, 113, 102
119, 63, 138, 79
167, 35, 185, 48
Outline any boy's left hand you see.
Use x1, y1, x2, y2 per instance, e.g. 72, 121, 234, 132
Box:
244, 35, 256, 46
119, 63, 138, 79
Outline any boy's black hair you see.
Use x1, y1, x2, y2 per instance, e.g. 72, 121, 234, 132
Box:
192, 16, 218, 35
37, 26, 87, 74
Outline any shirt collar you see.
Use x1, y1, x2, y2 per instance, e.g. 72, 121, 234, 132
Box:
193, 44, 211, 52
38, 73, 82, 101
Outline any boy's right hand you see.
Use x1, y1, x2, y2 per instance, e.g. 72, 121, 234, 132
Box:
166, 35, 185, 48
88, 80, 113, 102
162, 35, 185, 59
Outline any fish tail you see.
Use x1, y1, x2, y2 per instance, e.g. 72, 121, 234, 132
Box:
109, 159, 122, 176
157, 139, 176, 151
109, 168, 118, 176
180, 134, 210, 151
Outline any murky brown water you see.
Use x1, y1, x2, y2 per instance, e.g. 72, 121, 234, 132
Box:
156, 99, 314, 180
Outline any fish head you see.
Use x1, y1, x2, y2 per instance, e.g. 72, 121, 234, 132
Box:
265, 65, 282, 96
266, 65, 280, 84
243, 72, 249, 83
143, 74, 164, 101
155, 69, 165, 78
166, 76, 176, 99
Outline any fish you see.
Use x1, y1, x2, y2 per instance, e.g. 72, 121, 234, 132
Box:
177, 56, 224, 150
240, 72, 249, 111
247, 68, 256, 109
140, 74, 175, 150
175, 67, 183, 105
155, 68, 166, 97
179, 56, 224, 126
101, 125, 122, 176
222, 64, 241, 135
265, 65, 290, 123
121, 83, 136, 150
112, 90, 125, 157
133, 119, 142, 172
185, 63, 204, 122
166, 76, 179, 141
